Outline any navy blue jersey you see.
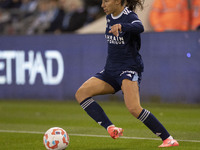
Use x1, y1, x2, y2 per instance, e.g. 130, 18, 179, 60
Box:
104, 7, 144, 74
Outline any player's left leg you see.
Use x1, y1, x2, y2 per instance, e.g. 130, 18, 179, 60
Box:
121, 79, 179, 147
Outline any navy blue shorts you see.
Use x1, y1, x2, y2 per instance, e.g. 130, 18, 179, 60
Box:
94, 69, 142, 93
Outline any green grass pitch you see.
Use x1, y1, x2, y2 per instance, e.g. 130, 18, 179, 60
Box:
0, 100, 200, 150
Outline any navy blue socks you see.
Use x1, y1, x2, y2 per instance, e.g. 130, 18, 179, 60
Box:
138, 109, 170, 141
80, 97, 113, 129
80, 98, 170, 141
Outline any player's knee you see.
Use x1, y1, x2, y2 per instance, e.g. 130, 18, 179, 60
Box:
75, 88, 83, 103
75, 87, 90, 103
127, 106, 143, 118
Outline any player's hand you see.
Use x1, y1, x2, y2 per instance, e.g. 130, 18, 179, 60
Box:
109, 24, 122, 37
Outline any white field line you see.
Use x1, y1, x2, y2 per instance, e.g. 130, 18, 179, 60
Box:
0, 129, 200, 143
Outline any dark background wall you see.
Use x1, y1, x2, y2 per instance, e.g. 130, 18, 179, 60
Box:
140, 32, 200, 103
0, 32, 199, 103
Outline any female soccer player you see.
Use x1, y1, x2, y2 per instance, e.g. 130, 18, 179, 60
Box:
75, 0, 179, 147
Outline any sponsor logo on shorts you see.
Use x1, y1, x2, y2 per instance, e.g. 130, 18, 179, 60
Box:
120, 70, 136, 76
126, 74, 132, 78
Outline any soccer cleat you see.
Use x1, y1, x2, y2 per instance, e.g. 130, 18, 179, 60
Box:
159, 138, 179, 147
107, 125, 124, 139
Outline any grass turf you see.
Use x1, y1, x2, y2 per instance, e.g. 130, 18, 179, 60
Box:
0, 100, 200, 150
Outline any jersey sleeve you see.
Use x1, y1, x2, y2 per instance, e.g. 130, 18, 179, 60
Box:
121, 13, 144, 34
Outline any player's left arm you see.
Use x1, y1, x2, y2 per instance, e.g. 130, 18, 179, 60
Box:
109, 13, 144, 36
120, 19, 144, 34
120, 13, 144, 34
109, 24, 122, 37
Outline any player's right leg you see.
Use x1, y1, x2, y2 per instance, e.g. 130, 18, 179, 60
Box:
75, 77, 123, 139
75, 77, 115, 103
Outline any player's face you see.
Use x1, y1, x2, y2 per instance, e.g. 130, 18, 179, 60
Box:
101, 0, 120, 15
